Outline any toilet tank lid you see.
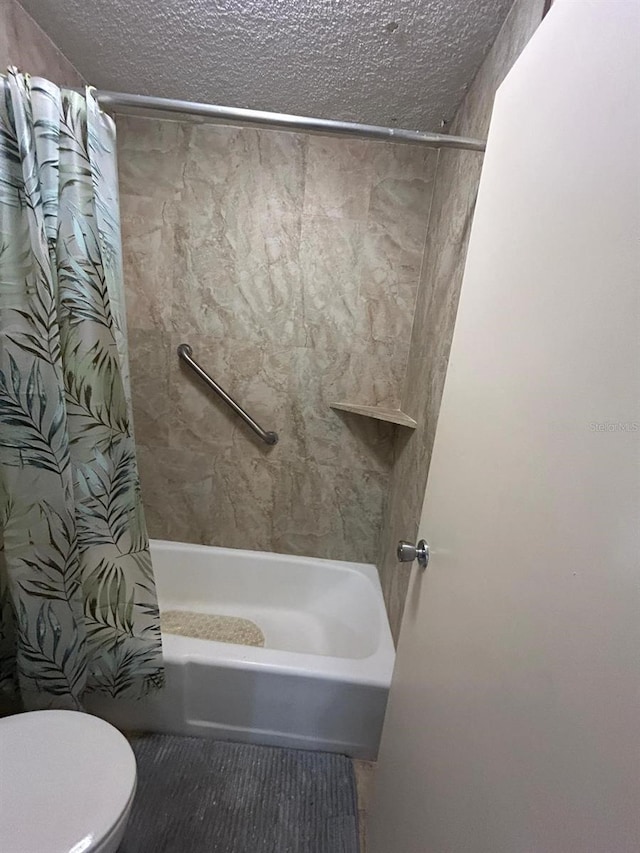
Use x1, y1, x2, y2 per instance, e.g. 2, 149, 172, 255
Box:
0, 710, 136, 853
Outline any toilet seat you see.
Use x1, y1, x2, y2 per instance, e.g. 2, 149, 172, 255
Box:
0, 709, 137, 853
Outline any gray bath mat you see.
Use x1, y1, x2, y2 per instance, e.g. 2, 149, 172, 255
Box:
119, 734, 359, 853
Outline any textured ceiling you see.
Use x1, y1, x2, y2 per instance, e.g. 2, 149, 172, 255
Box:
20, 0, 513, 130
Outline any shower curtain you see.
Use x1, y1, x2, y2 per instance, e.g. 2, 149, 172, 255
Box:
0, 69, 163, 709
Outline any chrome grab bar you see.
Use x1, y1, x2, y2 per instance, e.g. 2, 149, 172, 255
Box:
177, 343, 279, 446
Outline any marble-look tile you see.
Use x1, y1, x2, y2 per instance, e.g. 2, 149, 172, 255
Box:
303, 137, 373, 221
116, 116, 190, 200
184, 124, 307, 220
367, 144, 437, 257
0, 0, 84, 86
172, 181, 304, 345
116, 114, 445, 575
0, 1, 10, 68
299, 215, 368, 348
137, 442, 279, 550
168, 333, 290, 457
368, 176, 434, 255
339, 341, 406, 411
300, 142, 435, 350
207, 449, 279, 551
359, 147, 436, 350
360, 225, 421, 348
369, 143, 438, 183
401, 152, 480, 423
175, 126, 306, 347
136, 445, 216, 544
273, 461, 387, 563
287, 345, 396, 474
128, 328, 172, 448
120, 193, 176, 331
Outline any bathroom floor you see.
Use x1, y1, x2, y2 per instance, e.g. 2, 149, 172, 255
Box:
120, 733, 362, 853
353, 760, 376, 853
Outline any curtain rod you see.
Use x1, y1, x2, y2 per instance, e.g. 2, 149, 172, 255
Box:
85, 90, 486, 152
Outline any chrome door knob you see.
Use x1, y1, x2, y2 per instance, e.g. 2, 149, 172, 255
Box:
397, 539, 430, 569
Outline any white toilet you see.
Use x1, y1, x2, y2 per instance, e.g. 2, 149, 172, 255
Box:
0, 709, 137, 853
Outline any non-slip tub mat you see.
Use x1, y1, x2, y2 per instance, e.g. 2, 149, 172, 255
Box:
160, 609, 265, 647
119, 734, 360, 853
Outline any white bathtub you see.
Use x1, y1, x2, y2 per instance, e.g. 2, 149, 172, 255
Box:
87, 540, 395, 760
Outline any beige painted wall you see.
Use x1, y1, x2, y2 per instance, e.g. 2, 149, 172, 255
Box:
117, 118, 437, 561
0, 0, 83, 85
378, 0, 546, 641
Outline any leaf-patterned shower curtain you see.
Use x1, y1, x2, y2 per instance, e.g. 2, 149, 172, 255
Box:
0, 69, 163, 709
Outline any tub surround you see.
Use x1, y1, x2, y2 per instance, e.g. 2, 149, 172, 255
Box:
0, 0, 83, 85
378, 0, 547, 641
119, 123, 438, 563
118, 1, 546, 632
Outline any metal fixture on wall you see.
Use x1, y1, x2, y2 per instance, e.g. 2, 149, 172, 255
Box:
177, 343, 279, 446
82, 90, 486, 152
397, 539, 430, 569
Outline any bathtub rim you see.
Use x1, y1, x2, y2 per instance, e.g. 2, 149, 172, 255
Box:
150, 538, 396, 690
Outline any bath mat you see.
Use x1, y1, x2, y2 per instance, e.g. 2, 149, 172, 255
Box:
161, 610, 265, 647
119, 735, 359, 853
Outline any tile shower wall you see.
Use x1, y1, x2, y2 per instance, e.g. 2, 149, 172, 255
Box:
118, 119, 437, 562
0, 0, 83, 85
378, 0, 546, 641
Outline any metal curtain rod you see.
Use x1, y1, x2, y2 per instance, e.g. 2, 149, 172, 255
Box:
90, 90, 486, 152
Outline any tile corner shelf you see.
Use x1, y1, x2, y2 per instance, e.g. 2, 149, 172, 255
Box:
330, 402, 418, 429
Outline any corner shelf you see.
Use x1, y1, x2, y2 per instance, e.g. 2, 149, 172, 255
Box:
330, 402, 417, 429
